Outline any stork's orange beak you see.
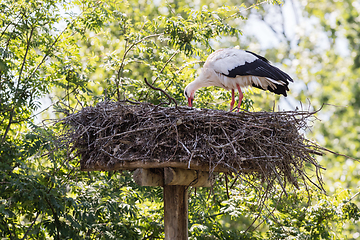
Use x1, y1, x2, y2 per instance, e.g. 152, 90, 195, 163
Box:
188, 98, 193, 107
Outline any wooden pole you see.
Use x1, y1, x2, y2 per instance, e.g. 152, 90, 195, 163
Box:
163, 185, 188, 240
133, 167, 213, 239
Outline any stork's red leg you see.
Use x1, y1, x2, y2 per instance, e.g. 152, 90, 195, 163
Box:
230, 89, 235, 111
236, 84, 243, 112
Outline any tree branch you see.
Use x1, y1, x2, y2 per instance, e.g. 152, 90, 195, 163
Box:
27, 1, 102, 83
21, 212, 40, 240
2, 24, 35, 142
44, 196, 60, 240
1, 218, 14, 240
143, 50, 179, 100
18, 25, 35, 87
144, 78, 181, 112
152, 50, 179, 86
0, 11, 22, 39
1, 110, 14, 143
224, 0, 269, 20
115, 33, 164, 101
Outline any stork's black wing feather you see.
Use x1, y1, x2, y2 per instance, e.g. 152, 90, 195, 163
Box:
224, 58, 293, 82
245, 50, 270, 63
222, 54, 293, 96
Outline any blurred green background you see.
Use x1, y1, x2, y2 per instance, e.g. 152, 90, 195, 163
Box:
1, 0, 360, 239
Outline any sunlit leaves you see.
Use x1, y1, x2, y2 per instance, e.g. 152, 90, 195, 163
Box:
4, 0, 360, 239
164, 7, 240, 55
265, 188, 360, 239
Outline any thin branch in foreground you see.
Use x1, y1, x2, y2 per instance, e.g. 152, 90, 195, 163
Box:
115, 33, 164, 101
144, 78, 181, 112
143, 50, 180, 100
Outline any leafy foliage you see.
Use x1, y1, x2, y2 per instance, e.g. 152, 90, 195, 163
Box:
1, 0, 360, 239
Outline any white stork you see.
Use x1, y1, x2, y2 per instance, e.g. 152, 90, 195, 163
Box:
184, 48, 293, 111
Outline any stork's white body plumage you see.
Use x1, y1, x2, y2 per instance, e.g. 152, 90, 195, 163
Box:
184, 48, 293, 111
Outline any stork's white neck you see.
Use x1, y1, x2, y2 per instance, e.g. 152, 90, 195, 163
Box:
192, 75, 212, 88
186, 75, 213, 95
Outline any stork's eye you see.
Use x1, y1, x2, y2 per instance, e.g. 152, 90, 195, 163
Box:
184, 90, 188, 98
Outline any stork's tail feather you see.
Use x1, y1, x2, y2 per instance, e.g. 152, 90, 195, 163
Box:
252, 82, 290, 97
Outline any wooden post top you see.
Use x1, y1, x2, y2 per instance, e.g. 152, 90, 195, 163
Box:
133, 167, 214, 187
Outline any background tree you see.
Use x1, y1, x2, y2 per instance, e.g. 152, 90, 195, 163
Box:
1, 0, 359, 239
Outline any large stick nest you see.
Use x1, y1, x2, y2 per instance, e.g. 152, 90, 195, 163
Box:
63, 101, 324, 190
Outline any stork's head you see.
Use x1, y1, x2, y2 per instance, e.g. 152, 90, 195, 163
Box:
184, 83, 195, 107
184, 74, 210, 107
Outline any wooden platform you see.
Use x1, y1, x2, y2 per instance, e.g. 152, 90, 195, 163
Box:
80, 159, 231, 172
